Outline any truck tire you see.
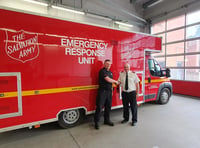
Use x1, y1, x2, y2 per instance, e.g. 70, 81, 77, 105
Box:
158, 88, 170, 104
58, 109, 84, 128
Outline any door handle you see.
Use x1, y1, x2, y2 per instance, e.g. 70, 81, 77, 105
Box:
148, 77, 151, 83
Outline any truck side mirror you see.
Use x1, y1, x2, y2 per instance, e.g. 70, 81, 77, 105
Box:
166, 68, 171, 78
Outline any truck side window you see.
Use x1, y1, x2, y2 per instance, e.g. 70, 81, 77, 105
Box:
148, 59, 162, 77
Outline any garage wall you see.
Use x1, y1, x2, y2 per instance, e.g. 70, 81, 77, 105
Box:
146, 0, 200, 98
171, 80, 200, 98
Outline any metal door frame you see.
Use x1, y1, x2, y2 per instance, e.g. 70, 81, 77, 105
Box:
0, 72, 22, 119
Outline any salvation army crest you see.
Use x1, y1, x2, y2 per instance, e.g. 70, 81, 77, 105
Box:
5, 30, 39, 63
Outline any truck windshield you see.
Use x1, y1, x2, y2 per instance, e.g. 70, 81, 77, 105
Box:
148, 59, 162, 77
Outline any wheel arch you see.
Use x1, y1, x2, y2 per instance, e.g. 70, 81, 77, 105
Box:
156, 82, 173, 101
56, 106, 87, 120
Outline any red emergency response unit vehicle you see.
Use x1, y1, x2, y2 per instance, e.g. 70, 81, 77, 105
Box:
0, 8, 172, 132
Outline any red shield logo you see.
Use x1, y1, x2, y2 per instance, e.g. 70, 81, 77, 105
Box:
5, 30, 39, 63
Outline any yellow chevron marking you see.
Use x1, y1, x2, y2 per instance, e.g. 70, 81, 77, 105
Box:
145, 78, 169, 83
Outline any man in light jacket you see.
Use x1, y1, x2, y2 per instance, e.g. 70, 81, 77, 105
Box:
118, 63, 140, 126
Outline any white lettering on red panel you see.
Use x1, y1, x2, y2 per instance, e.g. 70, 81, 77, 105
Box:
61, 38, 107, 64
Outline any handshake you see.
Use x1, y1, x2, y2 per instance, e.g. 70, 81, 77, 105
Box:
113, 80, 121, 86
112, 80, 121, 92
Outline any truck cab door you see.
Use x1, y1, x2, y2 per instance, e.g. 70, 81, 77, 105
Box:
135, 71, 144, 103
145, 59, 162, 101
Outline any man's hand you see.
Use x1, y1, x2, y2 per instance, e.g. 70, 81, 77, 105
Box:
136, 92, 139, 98
114, 80, 119, 85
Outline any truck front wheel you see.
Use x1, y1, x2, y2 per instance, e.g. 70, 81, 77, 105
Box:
158, 88, 170, 104
58, 109, 84, 128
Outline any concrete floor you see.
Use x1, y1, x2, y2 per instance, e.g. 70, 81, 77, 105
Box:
0, 94, 200, 148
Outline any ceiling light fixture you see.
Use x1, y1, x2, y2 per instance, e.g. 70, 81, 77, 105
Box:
148, 0, 163, 7
86, 13, 112, 21
143, 0, 163, 9
24, 0, 48, 6
115, 21, 133, 27
52, 5, 84, 15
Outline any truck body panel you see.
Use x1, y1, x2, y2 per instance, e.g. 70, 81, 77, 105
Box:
0, 8, 171, 132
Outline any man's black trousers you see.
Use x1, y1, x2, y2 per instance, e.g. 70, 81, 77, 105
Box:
94, 89, 112, 123
122, 91, 137, 122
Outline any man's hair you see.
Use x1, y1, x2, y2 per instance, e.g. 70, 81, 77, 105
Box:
124, 63, 130, 68
104, 59, 111, 63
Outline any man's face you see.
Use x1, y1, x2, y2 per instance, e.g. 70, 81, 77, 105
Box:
124, 64, 130, 72
104, 61, 111, 70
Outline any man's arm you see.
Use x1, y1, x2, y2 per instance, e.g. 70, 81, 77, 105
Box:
117, 72, 122, 84
104, 76, 119, 84
136, 82, 139, 97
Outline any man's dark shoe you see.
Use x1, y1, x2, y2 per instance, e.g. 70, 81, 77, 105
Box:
131, 122, 137, 126
121, 120, 128, 124
94, 123, 99, 129
104, 121, 114, 126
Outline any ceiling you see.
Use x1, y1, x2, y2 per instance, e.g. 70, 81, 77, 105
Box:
43, 0, 200, 24
53, 0, 200, 18
133, 0, 200, 21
